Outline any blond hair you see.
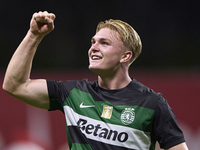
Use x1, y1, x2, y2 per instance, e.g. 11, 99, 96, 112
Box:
96, 19, 142, 65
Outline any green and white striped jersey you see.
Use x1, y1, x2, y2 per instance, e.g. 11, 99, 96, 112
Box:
47, 79, 185, 150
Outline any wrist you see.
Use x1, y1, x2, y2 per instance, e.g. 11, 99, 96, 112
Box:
27, 30, 45, 41
21, 30, 45, 49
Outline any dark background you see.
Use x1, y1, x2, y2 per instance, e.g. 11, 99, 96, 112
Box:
0, 0, 199, 71
0, 1, 200, 149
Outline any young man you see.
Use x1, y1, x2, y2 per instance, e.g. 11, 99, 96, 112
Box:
3, 11, 188, 150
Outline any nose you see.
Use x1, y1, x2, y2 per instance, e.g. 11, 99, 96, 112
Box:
88, 42, 100, 55
90, 42, 100, 51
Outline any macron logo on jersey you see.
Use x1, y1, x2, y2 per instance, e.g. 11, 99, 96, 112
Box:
80, 102, 95, 108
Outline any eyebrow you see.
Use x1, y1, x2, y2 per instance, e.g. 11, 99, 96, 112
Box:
91, 37, 112, 43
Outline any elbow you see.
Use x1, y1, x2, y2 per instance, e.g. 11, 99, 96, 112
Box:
2, 80, 16, 95
2, 80, 8, 91
2, 82, 12, 94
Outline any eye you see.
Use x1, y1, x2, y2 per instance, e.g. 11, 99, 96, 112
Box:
102, 41, 109, 45
91, 39, 95, 45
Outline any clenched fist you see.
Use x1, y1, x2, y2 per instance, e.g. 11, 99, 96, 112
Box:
30, 11, 56, 37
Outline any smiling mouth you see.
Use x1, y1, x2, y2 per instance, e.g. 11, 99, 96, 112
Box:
91, 56, 102, 60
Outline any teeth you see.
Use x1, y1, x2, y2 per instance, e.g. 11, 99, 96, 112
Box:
92, 56, 101, 60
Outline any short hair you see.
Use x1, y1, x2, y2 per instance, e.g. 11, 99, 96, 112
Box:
96, 19, 142, 65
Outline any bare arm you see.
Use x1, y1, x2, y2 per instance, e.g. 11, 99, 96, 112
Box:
166, 142, 188, 150
2, 11, 56, 109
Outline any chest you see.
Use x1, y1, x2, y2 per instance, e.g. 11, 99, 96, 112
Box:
64, 88, 155, 132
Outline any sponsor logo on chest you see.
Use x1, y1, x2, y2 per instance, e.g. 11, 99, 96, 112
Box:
75, 106, 136, 143
77, 118, 129, 142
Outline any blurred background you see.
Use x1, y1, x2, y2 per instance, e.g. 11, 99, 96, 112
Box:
0, 0, 199, 149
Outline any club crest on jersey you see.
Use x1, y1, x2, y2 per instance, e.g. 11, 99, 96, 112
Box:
101, 105, 113, 119
121, 108, 135, 125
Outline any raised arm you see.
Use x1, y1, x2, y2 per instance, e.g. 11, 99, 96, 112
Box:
2, 11, 56, 109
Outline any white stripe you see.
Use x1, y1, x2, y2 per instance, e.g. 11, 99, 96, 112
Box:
64, 106, 151, 150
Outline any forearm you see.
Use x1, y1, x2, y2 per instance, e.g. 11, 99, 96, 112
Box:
3, 30, 43, 93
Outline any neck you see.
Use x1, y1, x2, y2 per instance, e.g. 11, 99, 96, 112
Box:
97, 69, 132, 90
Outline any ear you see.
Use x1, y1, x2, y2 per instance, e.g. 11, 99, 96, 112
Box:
120, 51, 132, 63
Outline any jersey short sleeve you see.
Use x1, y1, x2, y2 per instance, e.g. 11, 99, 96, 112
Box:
153, 95, 185, 149
47, 79, 63, 112
47, 79, 79, 112
47, 79, 90, 112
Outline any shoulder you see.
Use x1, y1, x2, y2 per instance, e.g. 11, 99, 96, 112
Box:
110, 78, 165, 109
130, 78, 163, 100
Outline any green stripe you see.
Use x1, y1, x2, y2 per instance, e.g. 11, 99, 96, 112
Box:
64, 88, 155, 132
71, 143, 93, 150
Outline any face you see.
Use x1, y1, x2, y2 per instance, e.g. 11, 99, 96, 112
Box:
88, 28, 127, 74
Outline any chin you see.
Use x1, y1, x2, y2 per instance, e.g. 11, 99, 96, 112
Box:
89, 65, 101, 74
89, 65, 97, 71
89, 64, 98, 69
